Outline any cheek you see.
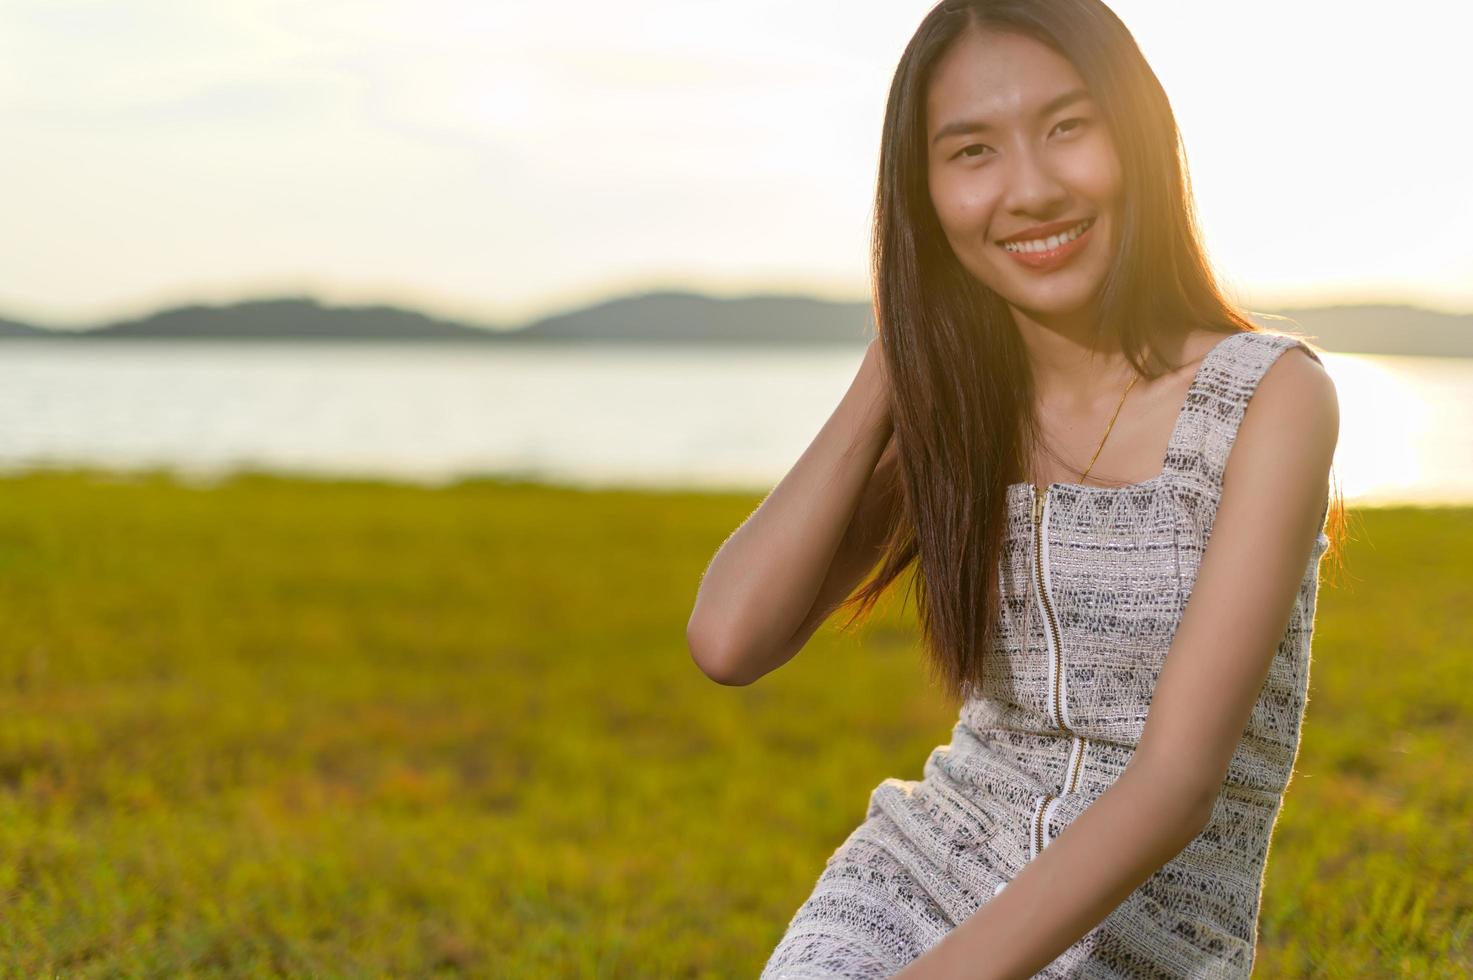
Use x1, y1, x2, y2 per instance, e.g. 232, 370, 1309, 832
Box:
1074, 136, 1123, 200
932, 178, 992, 239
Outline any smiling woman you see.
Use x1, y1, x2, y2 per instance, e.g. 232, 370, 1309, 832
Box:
684, 0, 1346, 977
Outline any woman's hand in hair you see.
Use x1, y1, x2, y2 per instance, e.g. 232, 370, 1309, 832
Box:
685, 337, 901, 686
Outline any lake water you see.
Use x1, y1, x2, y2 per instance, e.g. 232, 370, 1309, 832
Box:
0, 340, 1467, 506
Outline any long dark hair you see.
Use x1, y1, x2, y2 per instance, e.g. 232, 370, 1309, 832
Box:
835, 0, 1348, 705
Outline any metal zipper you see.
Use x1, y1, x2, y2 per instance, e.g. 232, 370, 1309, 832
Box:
1063, 730, 1085, 793
1031, 487, 1065, 730
1031, 485, 1088, 807
1032, 793, 1053, 859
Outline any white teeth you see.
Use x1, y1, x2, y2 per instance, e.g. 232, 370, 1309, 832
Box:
1003, 218, 1092, 253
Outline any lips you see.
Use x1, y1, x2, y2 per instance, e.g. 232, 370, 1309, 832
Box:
998, 216, 1095, 271
997, 216, 1095, 246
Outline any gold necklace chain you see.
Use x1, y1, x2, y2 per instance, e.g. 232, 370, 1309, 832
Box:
1032, 368, 1140, 488
1078, 371, 1139, 484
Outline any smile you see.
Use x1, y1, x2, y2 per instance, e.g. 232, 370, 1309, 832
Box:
997, 216, 1096, 272
1000, 217, 1095, 253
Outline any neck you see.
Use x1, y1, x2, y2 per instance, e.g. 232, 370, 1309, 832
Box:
1009, 305, 1135, 405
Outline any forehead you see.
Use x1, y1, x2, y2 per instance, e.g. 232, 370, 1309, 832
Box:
926, 28, 1087, 135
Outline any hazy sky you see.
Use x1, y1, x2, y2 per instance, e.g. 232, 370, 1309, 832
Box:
3, 0, 1468, 329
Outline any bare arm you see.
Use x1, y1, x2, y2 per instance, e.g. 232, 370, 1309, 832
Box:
893, 347, 1339, 979
687, 339, 900, 686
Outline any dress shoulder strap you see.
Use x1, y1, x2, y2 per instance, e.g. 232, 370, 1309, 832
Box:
1163, 329, 1326, 492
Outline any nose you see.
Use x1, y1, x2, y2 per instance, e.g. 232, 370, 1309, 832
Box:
998, 141, 1068, 222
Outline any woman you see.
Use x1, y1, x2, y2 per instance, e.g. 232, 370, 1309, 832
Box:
686, 0, 1345, 977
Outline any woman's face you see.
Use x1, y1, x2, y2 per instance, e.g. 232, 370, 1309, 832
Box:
926, 28, 1122, 326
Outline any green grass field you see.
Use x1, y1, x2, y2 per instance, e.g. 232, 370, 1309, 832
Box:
1, 470, 1468, 977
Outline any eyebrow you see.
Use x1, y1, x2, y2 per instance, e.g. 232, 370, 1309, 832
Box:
930, 87, 1093, 146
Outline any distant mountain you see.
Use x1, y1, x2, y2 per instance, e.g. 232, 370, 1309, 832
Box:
84, 297, 500, 341
1245, 304, 1473, 358
510, 290, 873, 344
0, 317, 50, 337
0, 291, 1468, 356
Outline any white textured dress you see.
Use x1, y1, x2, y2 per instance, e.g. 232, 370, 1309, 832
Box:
760, 330, 1331, 979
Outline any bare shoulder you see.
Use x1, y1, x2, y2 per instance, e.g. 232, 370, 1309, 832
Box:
1252, 336, 1338, 425
1226, 336, 1339, 492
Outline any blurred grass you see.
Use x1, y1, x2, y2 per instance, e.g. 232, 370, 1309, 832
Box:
0, 469, 1468, 977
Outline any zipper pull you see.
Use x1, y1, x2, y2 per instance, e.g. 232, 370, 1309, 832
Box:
1032, 486, 1045, 524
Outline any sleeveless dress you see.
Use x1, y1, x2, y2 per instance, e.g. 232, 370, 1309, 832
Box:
759, 330, 1331, 979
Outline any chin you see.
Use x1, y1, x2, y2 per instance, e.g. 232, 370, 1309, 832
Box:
1001, 280, 1102, 318
1018, 301, 1095, 323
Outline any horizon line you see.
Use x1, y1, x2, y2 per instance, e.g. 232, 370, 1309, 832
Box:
5, 287, 1471, 335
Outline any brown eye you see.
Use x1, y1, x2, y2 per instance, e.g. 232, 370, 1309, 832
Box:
1053, 118, 1086, 136
956, 144, 992, 160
